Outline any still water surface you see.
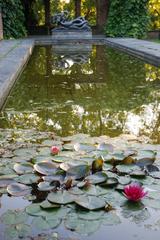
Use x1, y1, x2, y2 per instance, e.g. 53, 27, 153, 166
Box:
0, 45, 160, 143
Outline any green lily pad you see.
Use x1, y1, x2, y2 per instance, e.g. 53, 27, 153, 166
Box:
100, 177, 118, 187
7, 183, 31, 196
34, 161, 58, 175
15, 174, 39, 185
13, 162, 33, 174
150, 171, 160, 179
26, 203, 45, 216
85, 172, 107, 184
40, 200, 60, 209
116, 165, 140, 174
142, 198, 160, 209
102, 191, 126, 207
75, 195, 106, 210
4, 224, 30, 240
0, 175, 17, 187
65, 212, 101, 235
47, 190, 75, 204
78, 210, 104, 220
102, 212, 121, 225
42, 174, 64, 182
52, 156, 70, 163
83, 185, 108, 196
97, 143, 114, 152
66, 164, 90, 180
117, 176, 131, 185
38, 181, 56, 191
130, 170, 146, 178
1, 210, 28, 225
14, 147, 36, 158
135, 150, 156, 167
68, 187, 84, 195
32, 217, 61, 230
74, 143, 96, 152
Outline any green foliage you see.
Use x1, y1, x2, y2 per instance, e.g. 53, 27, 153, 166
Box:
149, 0, 160, 30
0, 0, 26, 39
105, 0, 150, 38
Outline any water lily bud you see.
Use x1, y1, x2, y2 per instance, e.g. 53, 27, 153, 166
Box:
51, 146, 60, 155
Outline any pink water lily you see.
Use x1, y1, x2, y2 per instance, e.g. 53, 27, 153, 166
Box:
51, 146, 60, 155
124, 183, 148, 202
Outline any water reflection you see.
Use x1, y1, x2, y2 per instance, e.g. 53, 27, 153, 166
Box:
0, 45, 159, 142
52, 44, 92, 75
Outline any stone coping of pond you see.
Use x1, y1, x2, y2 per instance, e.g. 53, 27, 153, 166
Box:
0, 36, 160, 110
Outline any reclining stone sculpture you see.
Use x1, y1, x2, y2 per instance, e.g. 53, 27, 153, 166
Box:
51, 11, 91, 31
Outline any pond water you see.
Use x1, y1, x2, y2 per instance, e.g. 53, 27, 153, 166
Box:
0, 45, 160, 143
0, 45, 160, 240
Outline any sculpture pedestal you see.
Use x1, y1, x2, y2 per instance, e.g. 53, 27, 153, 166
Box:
52, 30, 92, 40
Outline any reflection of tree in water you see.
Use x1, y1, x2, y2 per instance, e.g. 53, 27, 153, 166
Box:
1, 45, 160, 142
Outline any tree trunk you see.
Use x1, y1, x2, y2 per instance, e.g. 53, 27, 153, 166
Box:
75, 0, 81, 18
96, 0, 110, 33
44, 0, 51, 27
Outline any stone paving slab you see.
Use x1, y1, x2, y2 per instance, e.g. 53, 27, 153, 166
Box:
105, 38, 160, 67
0, 40, 21, 60
0, 39, 34, 109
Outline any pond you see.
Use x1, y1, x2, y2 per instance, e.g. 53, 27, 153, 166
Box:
0, 45, 160, 143
0, 44, 160, 240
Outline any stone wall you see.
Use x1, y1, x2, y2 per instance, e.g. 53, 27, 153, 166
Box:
0, 8, 3, 40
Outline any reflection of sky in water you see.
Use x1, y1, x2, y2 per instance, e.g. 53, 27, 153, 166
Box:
0, 45, 160, 142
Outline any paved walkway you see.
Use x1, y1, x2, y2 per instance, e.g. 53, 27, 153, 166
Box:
0, 39, 34, 109
0, 36, 160, 110
105, 38, 160, 66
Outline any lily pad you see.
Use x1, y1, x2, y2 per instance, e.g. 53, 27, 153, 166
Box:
48, 190, 75, 204
13, 147, 37, 158
0, 175, 17, 187
15, 174, 39, 185
74, 143, 96, 152
75, 195, 106, 210
34, 161, 58, 175
65, 212, 101, 235
4, 224, 30, 240
83, 185, 108, 196
1, 210, 28, 225
102, 212, 121, 225
38, 181, 56, 191
97, 143, 114, 152
32, 217, 61, 230
85, 172, 107, 184
26, 203, 45, 216
40, 200, 60, 209
13, 162, 33, 174
7, 183, 31, 196
78, 210, 104, 220
130, 170, 146, 178
67, 164, 90, 180
100, 178, 118, 187
116, 165, 140, 174
135, 150, 156, 167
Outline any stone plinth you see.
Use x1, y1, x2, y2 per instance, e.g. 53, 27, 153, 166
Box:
52, 30, 92, 40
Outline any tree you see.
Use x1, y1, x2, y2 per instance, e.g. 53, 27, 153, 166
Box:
75, 0, 81, 17
96, 0, 110, 33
